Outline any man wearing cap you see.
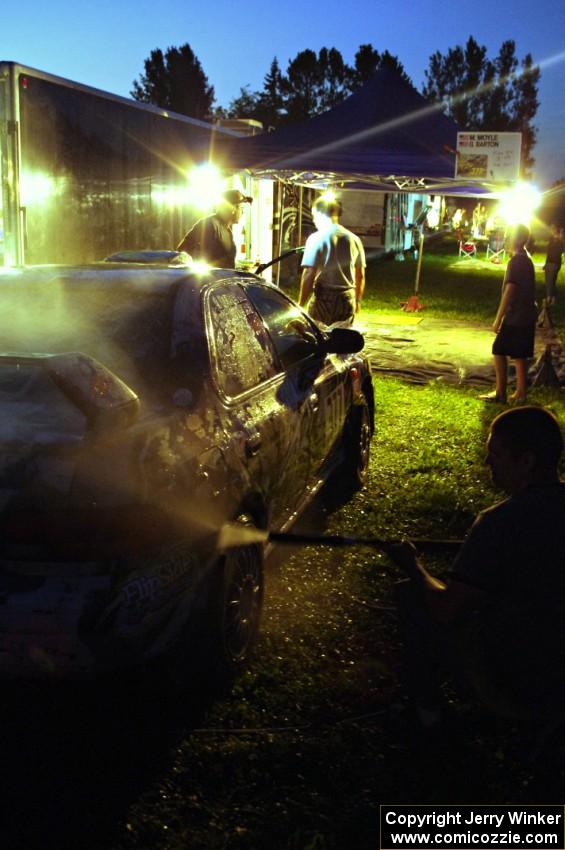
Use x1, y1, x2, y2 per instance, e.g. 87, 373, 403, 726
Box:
177, 189, 252, 269
299, 196, 366, 326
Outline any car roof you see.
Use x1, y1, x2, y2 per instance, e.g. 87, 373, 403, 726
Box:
0, 263, 262, 295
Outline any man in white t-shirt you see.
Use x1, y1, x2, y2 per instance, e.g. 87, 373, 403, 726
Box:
298, 196, 366, 326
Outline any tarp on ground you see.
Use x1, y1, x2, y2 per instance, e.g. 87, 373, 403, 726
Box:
210, 68, 485, 192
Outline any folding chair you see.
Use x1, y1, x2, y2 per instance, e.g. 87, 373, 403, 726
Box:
458, 240, 477, 259
486, 230, 506, 264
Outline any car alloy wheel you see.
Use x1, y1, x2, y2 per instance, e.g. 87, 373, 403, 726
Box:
342, 398, 372, 492
222, 543, 264, 665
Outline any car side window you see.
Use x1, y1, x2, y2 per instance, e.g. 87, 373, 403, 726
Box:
208, 285, 278, 398
243, 283, 321, 369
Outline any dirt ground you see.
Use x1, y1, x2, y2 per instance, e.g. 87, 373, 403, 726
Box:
358, 310, 559, 388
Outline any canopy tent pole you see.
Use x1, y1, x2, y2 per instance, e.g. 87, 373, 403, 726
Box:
414, 229, 425, 295
401, 226, 427, 312
297, 185, 304, 245
276, 179, 286, 287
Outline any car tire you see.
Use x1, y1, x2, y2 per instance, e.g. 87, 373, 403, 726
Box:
195, 535, 264, 692
339, 396, 372, 494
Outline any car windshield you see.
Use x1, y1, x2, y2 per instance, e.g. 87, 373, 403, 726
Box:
0, 277, 176, 395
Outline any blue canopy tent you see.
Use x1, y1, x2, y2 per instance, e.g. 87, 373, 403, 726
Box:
207, 69, 497, 296
210, 67, 495, 194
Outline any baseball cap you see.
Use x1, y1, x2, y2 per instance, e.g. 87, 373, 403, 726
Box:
222, 189, 253, 206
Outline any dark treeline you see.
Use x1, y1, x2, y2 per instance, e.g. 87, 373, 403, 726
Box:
131, 38, 540, 173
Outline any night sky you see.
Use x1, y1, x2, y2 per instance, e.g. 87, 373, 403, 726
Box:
2, 0, 564, 186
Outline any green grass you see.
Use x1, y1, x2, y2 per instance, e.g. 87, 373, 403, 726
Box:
363, 237, 559, 324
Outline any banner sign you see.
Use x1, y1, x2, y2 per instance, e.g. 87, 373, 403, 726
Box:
455, 132, 522, 181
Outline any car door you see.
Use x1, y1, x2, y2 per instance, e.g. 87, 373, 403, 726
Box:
242, 281, 345, 489
205, 281, 311, 529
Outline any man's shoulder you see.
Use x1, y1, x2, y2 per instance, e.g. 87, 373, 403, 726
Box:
480, 483, 565, 522
336, 223, 358, 239
508, 251, 534, 270
203, 214, 221, 230
475, 495, 513, 524
187, 214, 215, 233
303, 229, 325, 253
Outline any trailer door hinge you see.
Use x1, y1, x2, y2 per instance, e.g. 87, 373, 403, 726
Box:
7, 120, 18, 134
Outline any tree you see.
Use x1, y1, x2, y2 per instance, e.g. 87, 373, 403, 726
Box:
131, 44, 215, 121
227, 86, 261, 120
282, 49, 325, 123
349, 44, 411, 88
227, 58, 286, 130
257, 57, 286, 129
422, 37, 540, 175
225, 45, 412, 130
317, 47, 351, 111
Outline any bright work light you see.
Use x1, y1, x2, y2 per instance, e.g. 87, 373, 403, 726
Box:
152, 187, 189, 207
189, 260, 212, 274
187, 163, 226, 211
497, 182, 542, 226
20, 172, 56, 206
319, 189, 338, 204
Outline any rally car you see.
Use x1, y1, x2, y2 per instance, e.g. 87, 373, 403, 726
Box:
0, 258, 374, 681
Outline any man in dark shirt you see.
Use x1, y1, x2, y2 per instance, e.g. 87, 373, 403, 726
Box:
390, 406, 565, 727
543, 223, 563, 305
177, 189, 252, 269
480, 223, 537, 404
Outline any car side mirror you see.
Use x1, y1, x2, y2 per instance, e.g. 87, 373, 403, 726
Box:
323, 327, 365, 354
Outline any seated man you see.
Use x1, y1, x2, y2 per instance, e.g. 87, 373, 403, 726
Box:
389, 406, 565, 727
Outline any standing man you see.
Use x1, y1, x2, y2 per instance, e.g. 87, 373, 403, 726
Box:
299, 196, 366, 326
480, 223, 537, 404
543, 223, 563, 305
177, 189, 252, 269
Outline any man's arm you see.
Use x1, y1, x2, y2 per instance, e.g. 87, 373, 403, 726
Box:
355, 266, 365, 312
299, 267, 317, 308
383, 542, 487, 624
493, 281, 518, 333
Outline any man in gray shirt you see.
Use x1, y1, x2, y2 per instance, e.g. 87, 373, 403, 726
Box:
299, 196, 366, 326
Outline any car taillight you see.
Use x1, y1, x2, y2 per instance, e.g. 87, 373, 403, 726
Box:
350, 366, 362, 398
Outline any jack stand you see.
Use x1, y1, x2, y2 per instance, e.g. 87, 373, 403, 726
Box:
537, 300, 554, 329
401, 294, 426, 312
532, 344, 560, 388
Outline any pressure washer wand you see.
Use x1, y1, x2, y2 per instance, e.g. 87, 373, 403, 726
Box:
267, 531, 462, 550
215, 522, 463, 552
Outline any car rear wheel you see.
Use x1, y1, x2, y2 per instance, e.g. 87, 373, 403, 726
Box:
218, 542, 264, 668
339, 397, 372, 493
195, 537, 264, 691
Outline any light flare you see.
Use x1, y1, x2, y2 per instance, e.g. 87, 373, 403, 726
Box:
20, 172, 56, 206
497, 182, 542, 226
189, 260, 212, 274
186, 163, 226, 211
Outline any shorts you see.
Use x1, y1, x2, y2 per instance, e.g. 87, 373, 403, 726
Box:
492, 321, 535, 359
308, 289, 355, 326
